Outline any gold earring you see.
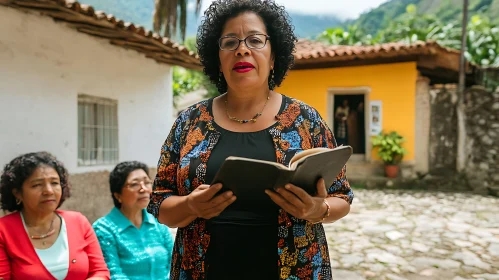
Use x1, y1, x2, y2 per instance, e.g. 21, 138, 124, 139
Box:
16, 198, 21, 205
271, 69, 275, 80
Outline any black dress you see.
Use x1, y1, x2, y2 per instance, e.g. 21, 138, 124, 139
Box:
204, 98, 285, 280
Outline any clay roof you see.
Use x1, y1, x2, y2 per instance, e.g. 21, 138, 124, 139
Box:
293, 39, 464, 73
2, 0, 468, 77
2, 0, 202, 70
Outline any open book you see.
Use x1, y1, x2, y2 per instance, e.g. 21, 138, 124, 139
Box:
211, 145, 352, 210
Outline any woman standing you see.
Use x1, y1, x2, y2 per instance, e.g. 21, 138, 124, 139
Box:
93, 161, 174, 280
147, 1, 354, 279
0, 152, 109, 280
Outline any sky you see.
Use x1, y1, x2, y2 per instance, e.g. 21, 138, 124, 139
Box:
198, 0, 391, 20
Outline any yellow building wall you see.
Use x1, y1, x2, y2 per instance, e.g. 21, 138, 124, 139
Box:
278, 62, 418, 161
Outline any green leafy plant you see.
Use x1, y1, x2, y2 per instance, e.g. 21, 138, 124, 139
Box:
375, 5, 441, 44
317, 5, 499, 67
371, 131, 408, 165
317, 25, 372, 46
173, 67, 201, 98
173, 37, 219, 105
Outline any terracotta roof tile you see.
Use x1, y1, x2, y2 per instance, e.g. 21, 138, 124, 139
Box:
4, 0, 467, 73
2, 0, 202, 70
294, 39, 460, 67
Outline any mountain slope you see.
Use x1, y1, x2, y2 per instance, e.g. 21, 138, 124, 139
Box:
288, 14, 342, 39
78, 0, 497, 42
350, 0, 499, 36
79, 0, 342, 40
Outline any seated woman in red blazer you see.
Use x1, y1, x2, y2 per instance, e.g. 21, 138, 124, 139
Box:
0, 152, 110, 280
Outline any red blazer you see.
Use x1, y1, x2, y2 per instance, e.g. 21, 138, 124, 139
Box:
0, 210, 110, 280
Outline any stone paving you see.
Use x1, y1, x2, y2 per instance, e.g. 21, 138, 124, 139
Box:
169, 189, 499, 279
327, 189, 499, 280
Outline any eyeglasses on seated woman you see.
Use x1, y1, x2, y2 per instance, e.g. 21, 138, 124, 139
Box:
93, 161, 174, 280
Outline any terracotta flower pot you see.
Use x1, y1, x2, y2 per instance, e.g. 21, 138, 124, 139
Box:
384, 164, 399, 178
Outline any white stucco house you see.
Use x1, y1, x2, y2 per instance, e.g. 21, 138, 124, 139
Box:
0, 0, 202, 174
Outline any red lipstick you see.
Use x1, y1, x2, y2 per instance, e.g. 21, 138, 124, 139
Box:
233, 62, 255, 73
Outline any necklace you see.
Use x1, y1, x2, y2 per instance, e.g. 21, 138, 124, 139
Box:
26, 215, 56, 243
224, 92, 271, 124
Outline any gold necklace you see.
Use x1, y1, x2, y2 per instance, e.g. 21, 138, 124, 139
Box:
224, 92, 270, 124
26, 215, 57, 245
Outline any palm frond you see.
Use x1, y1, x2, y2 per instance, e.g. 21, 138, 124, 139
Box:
153, 0, 202, 42
179, 0, 187, 42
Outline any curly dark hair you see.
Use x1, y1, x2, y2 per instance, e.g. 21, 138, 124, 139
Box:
197, 0, 297, 94
0, 152, 71, 212
109, 161, 150, 208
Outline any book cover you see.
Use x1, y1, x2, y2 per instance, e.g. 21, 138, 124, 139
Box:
211, 146, 352, 210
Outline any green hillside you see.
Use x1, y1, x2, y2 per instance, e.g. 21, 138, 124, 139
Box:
79, 0, 342, 40
78, 0, 497, 42
350, 0, 499, 35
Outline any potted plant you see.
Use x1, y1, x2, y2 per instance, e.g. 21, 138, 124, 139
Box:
371, 131, 408, 178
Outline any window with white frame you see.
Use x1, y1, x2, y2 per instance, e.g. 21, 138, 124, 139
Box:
78, 94, 119, 166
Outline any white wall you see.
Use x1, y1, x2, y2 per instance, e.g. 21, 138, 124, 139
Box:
0, 7, 174, 173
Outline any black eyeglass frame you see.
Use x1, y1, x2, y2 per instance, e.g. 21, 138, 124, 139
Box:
218, 34, 271, 51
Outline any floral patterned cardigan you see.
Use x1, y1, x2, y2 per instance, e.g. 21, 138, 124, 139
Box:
147, 95, 354, 280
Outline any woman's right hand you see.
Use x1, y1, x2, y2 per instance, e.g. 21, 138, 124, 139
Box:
186, 184, 236, 219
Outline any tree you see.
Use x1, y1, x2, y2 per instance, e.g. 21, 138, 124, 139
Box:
375, 4, 449, 44
173, 67, 201, 98
153, 0, 202, 42
181, 37, 219, 98
172, 36, 219, 108
317, 25, 372, 46
462, 15, 499, 66
317, 4, 499, 67
434, 15, 499, 66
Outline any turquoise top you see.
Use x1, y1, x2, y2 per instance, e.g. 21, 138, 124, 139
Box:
93, 207, 174, 280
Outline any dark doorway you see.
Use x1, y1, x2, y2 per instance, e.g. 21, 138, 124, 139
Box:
333, 94, 366, 154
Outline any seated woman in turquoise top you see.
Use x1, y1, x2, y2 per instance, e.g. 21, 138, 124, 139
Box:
93, 161, 174, 280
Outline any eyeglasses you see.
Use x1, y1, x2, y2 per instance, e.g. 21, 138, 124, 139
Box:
218, 34, 270, 51
125, 180, 153, 191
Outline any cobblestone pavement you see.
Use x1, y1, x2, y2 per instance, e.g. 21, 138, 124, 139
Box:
169, 189, 499, 280
327, 189, 499, 280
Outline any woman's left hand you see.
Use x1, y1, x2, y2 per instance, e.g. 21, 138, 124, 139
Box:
265, 178, 327, 222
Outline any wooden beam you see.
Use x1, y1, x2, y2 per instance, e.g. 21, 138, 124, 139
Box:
144, 50, 185, 62
417, 56, 439, 70
110, 39, 164, 52
418, 66, 475, 85
11, 0, 61, 10
76, 27, 132, 39
42, 11, 114, 29
111, 36, 200, 65
0, 0, 14, 5
126, 33, 199, 63
417, 51, 465, 73
111, 45, 198, 68
144, 51, 176, 60
147, 55, 203, 70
